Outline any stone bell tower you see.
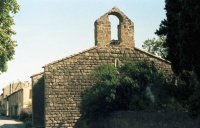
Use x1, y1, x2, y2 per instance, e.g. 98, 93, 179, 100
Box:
95, 6, 134, 47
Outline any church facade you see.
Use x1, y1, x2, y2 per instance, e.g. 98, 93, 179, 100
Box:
31, 7, 171, 127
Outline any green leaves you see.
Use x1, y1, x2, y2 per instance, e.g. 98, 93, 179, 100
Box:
142, 36, 167, 58
91, 64, 119, 86
155, 1, 200, 115
79, 61, 174, 123
0, 0, 19, 73
156, 0, 200, 80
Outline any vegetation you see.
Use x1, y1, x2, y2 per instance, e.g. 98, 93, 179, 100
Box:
19, 110, 32, 127
155, 0, 200, 116
156, 0, 200, 79
80, 61, 179, 123
142, 36, 167, 58
142, 36, 200, 115
0, 0, 20, 73
176, 72, 200, 116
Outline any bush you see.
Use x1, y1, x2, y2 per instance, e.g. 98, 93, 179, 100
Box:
0, 109, 6, 116
119, 61, 171, 110
80, 61, 178, 123
19, 110, 32, 128
19, 110, 32, 122
171, 71, 200, 116
24, 121, 32, 128
80, 64, 119, 123
11, 115, 19, 119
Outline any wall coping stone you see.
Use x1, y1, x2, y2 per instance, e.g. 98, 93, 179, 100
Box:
30, 72, 44, 78
42, 46, 170, 68
135, 47, 171, 64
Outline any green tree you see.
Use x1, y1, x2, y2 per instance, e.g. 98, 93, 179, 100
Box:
156, 0, 200, 116
0, 0, 20, 73
142, 36, 167, 58
156, 0, 200, 79
178, 0, 200, 80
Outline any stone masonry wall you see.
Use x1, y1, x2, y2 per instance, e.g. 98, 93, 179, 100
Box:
43, 46, 171, 128
31, 73, 45, 127
83, 111, 200, 128
95, 6, 134, 47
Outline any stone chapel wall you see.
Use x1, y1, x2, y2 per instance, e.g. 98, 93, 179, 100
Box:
43, 46, 171, 127
32, 7, 172, 128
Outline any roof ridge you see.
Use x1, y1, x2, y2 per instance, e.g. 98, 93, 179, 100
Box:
44, 46, 98, 67
30, 72, 44, 78
134, 47, 171, 63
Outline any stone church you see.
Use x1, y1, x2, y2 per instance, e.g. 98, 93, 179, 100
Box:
31, 7, 171, 128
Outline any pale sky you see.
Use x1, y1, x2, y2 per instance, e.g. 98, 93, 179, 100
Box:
0, 0, 166, 92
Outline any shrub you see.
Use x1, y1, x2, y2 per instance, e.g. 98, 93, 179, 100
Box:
0, 109, 6, 116
170, 71, 200, 115
80, 64, 119, 123
24, 121, 32, 128
11, 115, 19, 119
19, 110, 32, 122
80, 61, 179, 123
119, 61, 171, 109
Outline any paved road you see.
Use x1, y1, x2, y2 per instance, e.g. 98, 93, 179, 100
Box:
0, 116, 24, 128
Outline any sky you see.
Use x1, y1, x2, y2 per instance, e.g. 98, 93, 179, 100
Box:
0, 0, 166, 92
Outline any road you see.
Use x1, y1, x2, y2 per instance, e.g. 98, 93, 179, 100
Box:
0, 116, 24, 128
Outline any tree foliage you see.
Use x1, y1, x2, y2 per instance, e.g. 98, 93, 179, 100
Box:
174, 71, 200, 116
80, 61, 177, 123
156, 0, 200, 116
156, 0, 200, 79
142, 36, 167, 58
0, 0, 20, 73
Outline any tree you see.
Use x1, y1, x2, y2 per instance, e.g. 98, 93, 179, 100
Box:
178, 0, 200, 80
156, 0, 200, 116
142, 36, 167, 58
156, 0, 200, 80
0, 0, 20, 73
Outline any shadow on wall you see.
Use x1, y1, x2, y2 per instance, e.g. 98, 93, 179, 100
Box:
32, 76, 45, 127
74, 111, 200, 128
58, 120, 65, 128
56, 118, 85, 128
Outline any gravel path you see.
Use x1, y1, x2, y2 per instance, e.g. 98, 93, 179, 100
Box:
0, 116, 24, 128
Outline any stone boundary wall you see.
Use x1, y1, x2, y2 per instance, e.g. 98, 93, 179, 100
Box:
43, 46, 172, 127
82, 111, 200, 128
